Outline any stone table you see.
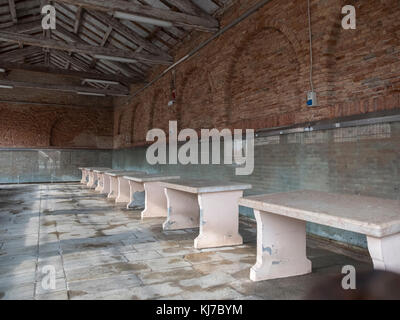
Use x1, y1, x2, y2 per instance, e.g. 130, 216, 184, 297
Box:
105, 171, 146, 202
124, 174, 180, 216
239, 190, 400, 281
161, 179, 252, 249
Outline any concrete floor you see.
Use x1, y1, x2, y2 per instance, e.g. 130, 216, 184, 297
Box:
0, 183, 372, 300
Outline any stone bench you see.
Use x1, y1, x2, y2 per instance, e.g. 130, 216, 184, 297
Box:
79, 167, 110, 188
123, 174, 180, 216
105, 171, 146, 202
87, 168, 112, 189
93, 169, 124, 194
79, 167, 89, 185
161, 179, 252, 249
239, 190, 400, 282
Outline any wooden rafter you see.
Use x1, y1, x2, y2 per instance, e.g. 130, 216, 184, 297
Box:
54, 0, 219, 32
0, 79, 129, 96
0, 31, 173, 65
73, 6, 83, 34
8, 0, 18, 24
0, 46, 41, 62
0, 61, 141, 84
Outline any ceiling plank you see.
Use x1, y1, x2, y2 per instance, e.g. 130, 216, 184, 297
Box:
0, 31, 173, 65
0, 46, 41, 62
87, 10, 171, 59
0, 79, 129, 96
89, 25, 112, 68
2, 19, 42, 34
54, 0, 219, 32
166, 0, 213, 19
52, 24, 145, 80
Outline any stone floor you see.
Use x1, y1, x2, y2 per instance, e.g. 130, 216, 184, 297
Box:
0, 183, 372, 300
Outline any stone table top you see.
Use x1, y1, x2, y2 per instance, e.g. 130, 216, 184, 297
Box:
239, 190, 400, 238
161, 179, 252, 194
93, 169, 132, 174
80, 167, 111, 172
123, 174, 180, 183
106, 171, 147, 178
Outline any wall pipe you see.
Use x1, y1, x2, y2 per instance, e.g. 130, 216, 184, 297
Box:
128, 0, 273, 101
255, 114, 400, 138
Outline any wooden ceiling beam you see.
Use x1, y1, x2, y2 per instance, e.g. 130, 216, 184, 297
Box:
0, 31, 172, 65
73, 6, 84, 34
2, 19, 42, 34
54, 0, 219, 32
8, 0, 18, 24
0, 46, 41, 62
0, 79, 129, 97
0, 60, 141, 84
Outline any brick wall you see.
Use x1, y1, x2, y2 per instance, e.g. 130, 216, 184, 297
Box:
114, 0, 400, 146
0, 69, 115, 149
0, 102, 114, 149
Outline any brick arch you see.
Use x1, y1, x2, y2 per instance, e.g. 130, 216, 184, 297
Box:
117, 112, 124, 135
132, 92, 159, 144
224, 26, 302, 130
177, 65, 215, 131
50, 114, 98, 147
130, 102, 140, 144
151, 75, 177, 134
148, 90, 160, 131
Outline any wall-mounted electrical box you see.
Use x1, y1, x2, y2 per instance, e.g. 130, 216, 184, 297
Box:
307, 91, 319, 107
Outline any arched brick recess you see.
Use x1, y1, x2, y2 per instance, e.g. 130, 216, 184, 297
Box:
132, 97, 153, 144
130, 102, 140, 144
224, 26, 302, 130
178, 66, 215, 131
150, 86, 174, 132
50, 114, 98, 148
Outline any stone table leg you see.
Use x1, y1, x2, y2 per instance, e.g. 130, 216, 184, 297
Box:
194, 191, 243, 250
141, 182, 167, 219
116, 177, 131, 204
250, 210, 312, 282
367, 233, 400, 274
93, 172, 100, 189
80, 170, 87, 184
102, 175, 111, 195
108, 176, 118, 200
87, 172, 95, 188
163, 188, 199, 230
95, 173, 104, 192
127, 180, 145, 209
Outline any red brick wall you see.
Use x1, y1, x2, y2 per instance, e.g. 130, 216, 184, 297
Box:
114, 0, 400, 148
0, 102, 114, 149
